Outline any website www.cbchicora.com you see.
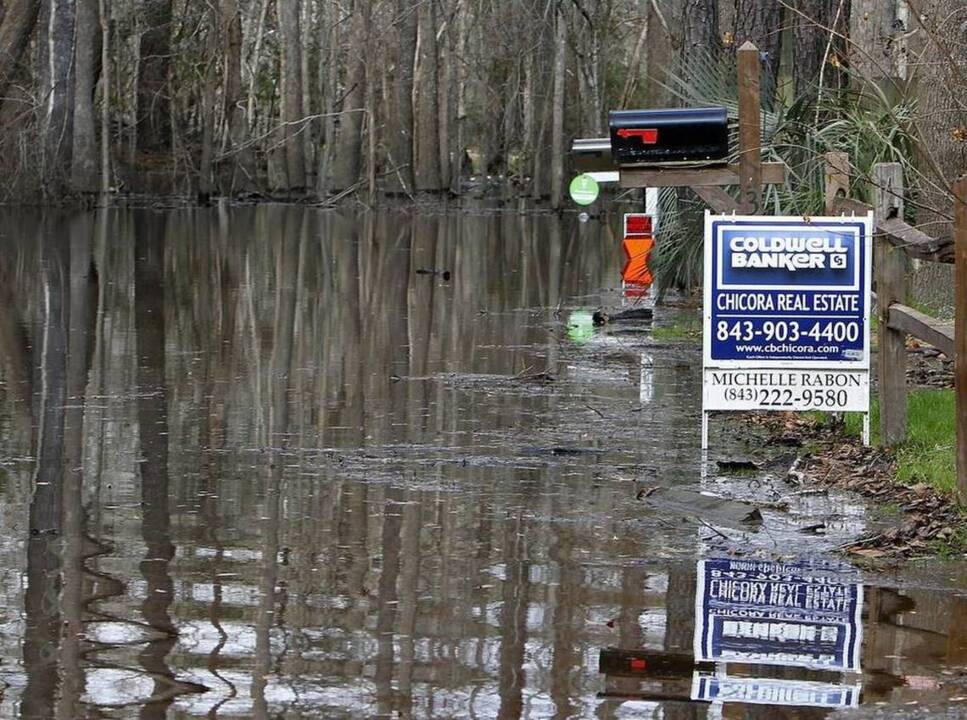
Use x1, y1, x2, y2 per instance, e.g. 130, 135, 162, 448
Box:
734, 342, 840, 355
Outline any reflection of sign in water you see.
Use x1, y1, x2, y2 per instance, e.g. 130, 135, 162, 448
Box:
691, 674, 861, 709
694, 558, 863, 672
639, 353, 653, 405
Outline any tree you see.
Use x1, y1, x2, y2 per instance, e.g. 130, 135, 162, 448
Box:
44, 0, 75, 186
71, 0, 99, 193
277, 0, 307, 191
138, 0, 172, 152
388, 0, 417, 193
550, 3, 566, 209
734, 0, 784, 102
792, 0, 849, 103
329, 0, 366, 192
221, 0, 257, 192
413, 0, 441, 190
0, 0, 39, 105
681, 0, 721, 89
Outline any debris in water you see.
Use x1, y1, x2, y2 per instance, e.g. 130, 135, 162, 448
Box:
415, 268, 451, 281
514, 371, 555, 385
592, 308, 654, 326
798, 523, 827, 535
716, 459, 761, 473
637, 486, 763, 529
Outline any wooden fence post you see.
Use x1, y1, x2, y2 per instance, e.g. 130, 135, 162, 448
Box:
874, 163, 907, 446
955, 176, 967, 502
737, 42, 761, 215
824, 152, 850, 215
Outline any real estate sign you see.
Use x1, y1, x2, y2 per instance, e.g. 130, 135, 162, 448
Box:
702, 213, 873, 447
693, 557, 864, 672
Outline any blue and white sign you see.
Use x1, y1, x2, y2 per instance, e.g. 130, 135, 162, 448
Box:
691, 674, 861, 709
694, 558, 864, 672
702, 214, 873, 445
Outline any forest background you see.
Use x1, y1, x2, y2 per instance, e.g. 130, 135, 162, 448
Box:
0, 0, 963, 228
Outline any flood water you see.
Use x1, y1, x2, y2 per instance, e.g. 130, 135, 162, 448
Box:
1, 206, 967, 719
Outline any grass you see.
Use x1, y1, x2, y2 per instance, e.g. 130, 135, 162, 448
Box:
845, 389, 956, 495
652, 319, 702, 340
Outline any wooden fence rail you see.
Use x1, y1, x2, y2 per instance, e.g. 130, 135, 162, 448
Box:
824, 154, 965, 500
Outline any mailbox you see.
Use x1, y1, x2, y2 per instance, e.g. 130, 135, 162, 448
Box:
570, 137, 614, 173
609, 107, 729, 166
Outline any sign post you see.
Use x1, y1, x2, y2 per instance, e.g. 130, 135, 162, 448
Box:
702, 213, 873, 449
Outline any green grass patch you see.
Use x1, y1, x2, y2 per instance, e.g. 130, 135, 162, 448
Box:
845, 389, 955, 494
651, 319, 702, 340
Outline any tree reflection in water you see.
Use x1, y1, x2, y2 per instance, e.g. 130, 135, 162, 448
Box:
1, 206, 964, 719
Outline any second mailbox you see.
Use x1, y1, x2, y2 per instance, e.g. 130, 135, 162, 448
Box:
609, 107, 729, 166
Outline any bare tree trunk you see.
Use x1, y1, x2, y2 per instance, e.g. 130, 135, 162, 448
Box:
681, 0, 721, 79
437, 4, 452, 191
198, 58, 216, 201
449, 0, 467, 193
0, 0, 40, 106
389, 0, 417, 193
549, 5, 566, 209
246, 0, 269, 125
531, 66, 551, 198
576, 6, 604, 136
619, 1, 650, 108
44, 0, 75, 188
317, 0, 340, 194
99, 0, 110, 194
71, 0, 98, 193
364, 27, 377, 198
793, 0, 849, 102
277, 0, 306, 191
137, 0, 172, 152
330, 0, 366, 192
221, 0, 257, 193
850, 0, 894, 83
734, 0, 784, 102
299, 0, 313, 181
412, 0, 440, 190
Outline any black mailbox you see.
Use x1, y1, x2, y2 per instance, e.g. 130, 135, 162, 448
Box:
609, 107, 729, 166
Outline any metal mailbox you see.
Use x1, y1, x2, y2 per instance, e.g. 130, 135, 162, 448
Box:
609, 107, 729, 166
570, 137, 614, 173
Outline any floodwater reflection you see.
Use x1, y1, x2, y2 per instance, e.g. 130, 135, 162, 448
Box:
0, 206, 964, 718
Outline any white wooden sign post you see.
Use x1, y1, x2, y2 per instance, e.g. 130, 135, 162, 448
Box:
702, 213, 874, 449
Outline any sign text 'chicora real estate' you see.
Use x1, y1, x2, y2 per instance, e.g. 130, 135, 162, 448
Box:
702, 213, 873, 448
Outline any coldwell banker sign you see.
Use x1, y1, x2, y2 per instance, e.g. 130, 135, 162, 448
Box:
702, 213, 873, 447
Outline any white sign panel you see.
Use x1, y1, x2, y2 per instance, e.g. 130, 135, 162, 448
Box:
691, 673, 861, 709
702, 213, 873, 446
704, 369, 869, 412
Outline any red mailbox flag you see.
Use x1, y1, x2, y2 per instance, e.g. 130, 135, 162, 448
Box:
622, 213, 654, 286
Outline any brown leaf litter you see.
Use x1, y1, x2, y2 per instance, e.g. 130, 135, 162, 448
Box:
754, 413, 961, 559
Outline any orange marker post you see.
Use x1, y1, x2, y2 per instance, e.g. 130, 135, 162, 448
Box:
622, 213, 654, 286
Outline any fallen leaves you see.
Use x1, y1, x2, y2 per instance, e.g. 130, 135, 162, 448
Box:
757, 412, 962, 559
